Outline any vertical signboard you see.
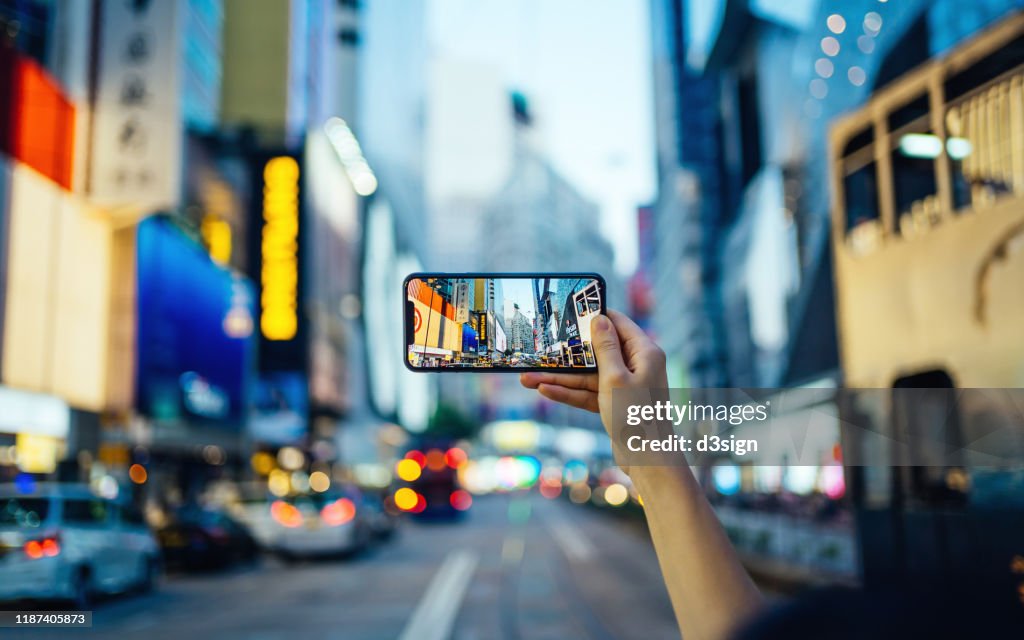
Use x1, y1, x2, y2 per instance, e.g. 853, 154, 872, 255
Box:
249, 152, 307, 373
89, 0, 182, 212
472, 311, 487, 354
453, 281, 470, 323
494, 317, 507, 353
260, 156, 301, 342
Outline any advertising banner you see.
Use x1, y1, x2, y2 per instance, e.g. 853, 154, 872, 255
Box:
408, 279, 460, 353
462, 323, 479, 354
470, 311, 487, 354
494, 316, 507, 353
557, 295, 579, 343
1, 165, 112, 410
136, 216, 255, 427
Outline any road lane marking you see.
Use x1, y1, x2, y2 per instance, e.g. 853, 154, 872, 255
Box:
501, 535, 525, 565
546, 515, 595, 562
398, 549, 480, 640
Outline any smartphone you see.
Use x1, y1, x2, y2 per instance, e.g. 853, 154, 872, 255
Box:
404, 272, 606, 372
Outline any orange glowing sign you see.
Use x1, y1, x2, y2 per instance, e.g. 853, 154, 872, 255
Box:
0, 47, 75, 190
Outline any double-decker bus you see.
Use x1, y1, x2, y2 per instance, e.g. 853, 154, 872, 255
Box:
830, 11, 1024, 595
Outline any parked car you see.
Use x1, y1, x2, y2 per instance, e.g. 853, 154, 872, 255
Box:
156, 506, 258, 572
0, 483, 160, 608
236, 485, 371, 560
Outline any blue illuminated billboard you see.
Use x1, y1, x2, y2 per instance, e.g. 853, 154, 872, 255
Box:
135, 216, 256, 427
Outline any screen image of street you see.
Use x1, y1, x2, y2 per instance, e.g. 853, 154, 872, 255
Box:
407, 276, 602, 369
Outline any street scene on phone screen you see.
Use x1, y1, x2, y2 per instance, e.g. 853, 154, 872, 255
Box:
407, 277, 602, 369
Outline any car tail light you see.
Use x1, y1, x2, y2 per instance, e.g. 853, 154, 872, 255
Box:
405, 450, 426, 468
425, 449, 446, 472
24, 534, 60, 559
270, 500, 303, 528
320, 498, 356, 527
449, 490, 472, 511
445, 447, 467, 469
411, 493, 427, 514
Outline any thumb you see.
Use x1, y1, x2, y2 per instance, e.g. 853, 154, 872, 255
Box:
591, 314, 628, 384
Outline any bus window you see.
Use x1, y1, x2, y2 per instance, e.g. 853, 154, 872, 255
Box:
843, 158, 882, 255
840, 124, 881, 253
844, 163, 879, 233
945, 74, 1021, 213
891, 132, 940, 235
888, 96, 939, 235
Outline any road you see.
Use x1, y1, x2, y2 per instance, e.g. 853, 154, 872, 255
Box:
11, 493, 680, 640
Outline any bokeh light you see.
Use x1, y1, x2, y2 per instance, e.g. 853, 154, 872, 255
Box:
449, 490, 472, 511
783, 466, 819, 496
268, 469, 291, 497
270, 500, 303, 528
604, 483, 629, 506
128, 463, 148, 484
394, 487, 418, 511
405, 450, 426, 468
820, 465, 846, 499
251, 451, 275, 475
815, 58, 834, 78
277, 446, 305, 471
445, 447, 468, 469
321, 498, 356, 526
810, 78, 829, 99
290, 470, 310, 493
863, 12, 882, 35
848, 66, 867, 86
396, 458, 422, 482
425, 449, 447, 472
568, 483, 591, 504
562, 459, 589, 484
821, 36, 840, 57
309, 470, 331, 493
712, 464, 741, 496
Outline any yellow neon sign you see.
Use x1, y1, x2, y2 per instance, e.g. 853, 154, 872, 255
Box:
261, 156, 299, 340
201, 214, 232, 264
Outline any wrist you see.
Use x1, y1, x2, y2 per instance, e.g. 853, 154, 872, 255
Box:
629, 465, 700, 503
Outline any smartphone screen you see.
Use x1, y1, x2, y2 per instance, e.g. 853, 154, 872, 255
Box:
404, 273, 606, 372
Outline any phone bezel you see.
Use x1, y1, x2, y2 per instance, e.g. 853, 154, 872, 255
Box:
402, 271, 607, 373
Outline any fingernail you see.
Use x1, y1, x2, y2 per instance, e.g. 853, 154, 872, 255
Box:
594, 316, 610, 332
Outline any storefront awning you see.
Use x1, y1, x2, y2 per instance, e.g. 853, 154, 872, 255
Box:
409, 345, 453, 357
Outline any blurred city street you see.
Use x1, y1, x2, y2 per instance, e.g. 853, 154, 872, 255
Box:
13, 493, 678, 640
1, 0, 1023, 636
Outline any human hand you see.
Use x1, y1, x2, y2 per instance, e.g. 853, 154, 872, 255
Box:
519, 309, 668, 459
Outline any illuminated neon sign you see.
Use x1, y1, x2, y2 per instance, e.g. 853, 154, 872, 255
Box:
261, 156, 299, 340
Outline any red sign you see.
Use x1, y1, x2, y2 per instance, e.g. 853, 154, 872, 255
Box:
0, 47, 76, 190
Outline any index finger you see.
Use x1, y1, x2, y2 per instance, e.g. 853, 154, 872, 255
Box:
606, 309, 652, 348
520, 371, 598, 393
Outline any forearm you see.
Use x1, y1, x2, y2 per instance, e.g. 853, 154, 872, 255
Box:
631, 465, 763, 640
